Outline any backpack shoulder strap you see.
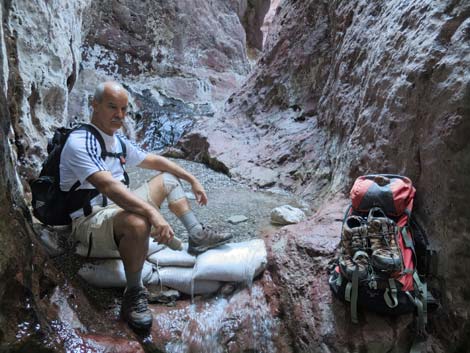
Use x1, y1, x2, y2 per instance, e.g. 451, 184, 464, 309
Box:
69, 124, 108, 208
76, 124, 108, 159
73, 125, 129, 189
116, 134, 130, 187
116, 134, 127, 158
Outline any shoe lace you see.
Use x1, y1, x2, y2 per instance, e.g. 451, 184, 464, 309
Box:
201, 225, 229, 241
128, 289, 149, 313
351, 234, 364, 249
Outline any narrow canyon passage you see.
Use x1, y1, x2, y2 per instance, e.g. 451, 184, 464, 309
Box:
0, 1, 469, 352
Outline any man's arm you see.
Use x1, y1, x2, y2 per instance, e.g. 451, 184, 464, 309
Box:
87, 170, 174, 243
138, 154, 208, 205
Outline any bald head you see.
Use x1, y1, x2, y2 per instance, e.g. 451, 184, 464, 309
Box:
91, 81, 129, 135
93, 81, 128, 103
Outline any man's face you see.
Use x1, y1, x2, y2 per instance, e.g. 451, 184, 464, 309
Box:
92, 88, 129, 135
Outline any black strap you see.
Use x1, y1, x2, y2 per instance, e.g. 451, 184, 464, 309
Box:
116, 134, 129, 187
78, 124, 108, 160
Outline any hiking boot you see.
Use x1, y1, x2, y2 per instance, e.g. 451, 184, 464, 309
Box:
367, 208, 402, 272
188, 225, 233, 255
121, 286, 153, 331
339, 216, 369, 280
339, 252, 370, 281
343, 216, 368, 253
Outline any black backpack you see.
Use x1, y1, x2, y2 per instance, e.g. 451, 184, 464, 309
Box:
30, 124, 129, 225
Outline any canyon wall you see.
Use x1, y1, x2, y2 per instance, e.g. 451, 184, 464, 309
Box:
69, 0, 255, 150
1, 0, 469, 350
180, 0, 470, 348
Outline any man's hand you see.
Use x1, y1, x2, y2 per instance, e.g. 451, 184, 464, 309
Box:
191, 179, 208, 206
148, 211, 175, 245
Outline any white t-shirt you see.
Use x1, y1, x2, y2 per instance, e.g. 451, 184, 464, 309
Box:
60, 124, 148, 218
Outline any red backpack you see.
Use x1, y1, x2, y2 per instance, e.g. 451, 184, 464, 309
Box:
329, 174, 437, 351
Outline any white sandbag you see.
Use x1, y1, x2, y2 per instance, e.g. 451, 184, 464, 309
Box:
192, 239, 267, 283
148, 240, 166, 256
76, 238, 165, 259
147, 243, 196, 267
147, 267, 221, 295
78, 259, 153, 288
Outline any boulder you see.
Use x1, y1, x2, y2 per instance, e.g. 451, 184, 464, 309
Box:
270, 204, 306, 225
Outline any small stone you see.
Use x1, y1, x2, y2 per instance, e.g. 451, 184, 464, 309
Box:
227, 215, 248, 224
270, 205, 306, 225
219, 282, 238, 296
148, 288, 180, 304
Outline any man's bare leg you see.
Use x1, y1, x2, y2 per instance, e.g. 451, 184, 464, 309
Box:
147, 173, 203, 235
113, 211, 152, 330
114, 211, 150, 287
146, 172, 232, 254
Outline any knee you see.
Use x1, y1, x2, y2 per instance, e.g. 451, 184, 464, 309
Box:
122, 213, 150, 241
162, 172, 185, 202
162, 172, 180, 193
147, 172, 181, 194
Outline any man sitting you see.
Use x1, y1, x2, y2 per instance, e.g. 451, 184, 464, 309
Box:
60, 81, 231, 330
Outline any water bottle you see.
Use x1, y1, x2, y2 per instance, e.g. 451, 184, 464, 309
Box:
151, 226, 183, 251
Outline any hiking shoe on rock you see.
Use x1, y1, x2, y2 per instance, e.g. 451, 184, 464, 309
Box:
121, 286, 152, 331
188, 225, 233, 255
367, 208, 402, 272
339, 216, 369, 280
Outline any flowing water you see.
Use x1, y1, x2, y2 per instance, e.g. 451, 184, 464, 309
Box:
160, 285, 278, 353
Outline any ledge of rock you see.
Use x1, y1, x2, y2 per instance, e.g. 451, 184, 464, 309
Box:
261, 195, 446, 352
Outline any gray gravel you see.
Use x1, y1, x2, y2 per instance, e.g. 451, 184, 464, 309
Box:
40, 158, 310, 312
127, 158, 310, 242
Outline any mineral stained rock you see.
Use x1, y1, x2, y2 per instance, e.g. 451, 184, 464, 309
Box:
181, 2, 470, 348
1, 0, 469, 351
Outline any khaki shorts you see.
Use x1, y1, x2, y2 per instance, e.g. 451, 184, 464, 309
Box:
72, 180, 157, 258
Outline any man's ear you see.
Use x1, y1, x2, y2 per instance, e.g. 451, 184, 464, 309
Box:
91, 99, 98, 110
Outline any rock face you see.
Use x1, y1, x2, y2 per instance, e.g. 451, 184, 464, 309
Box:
180, 1, 470, 348
69, 0, 253, 151
0, 2, 70, 348
235, 0, 271, 51
4, 0, 91, 179
1, 0, 470, 351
